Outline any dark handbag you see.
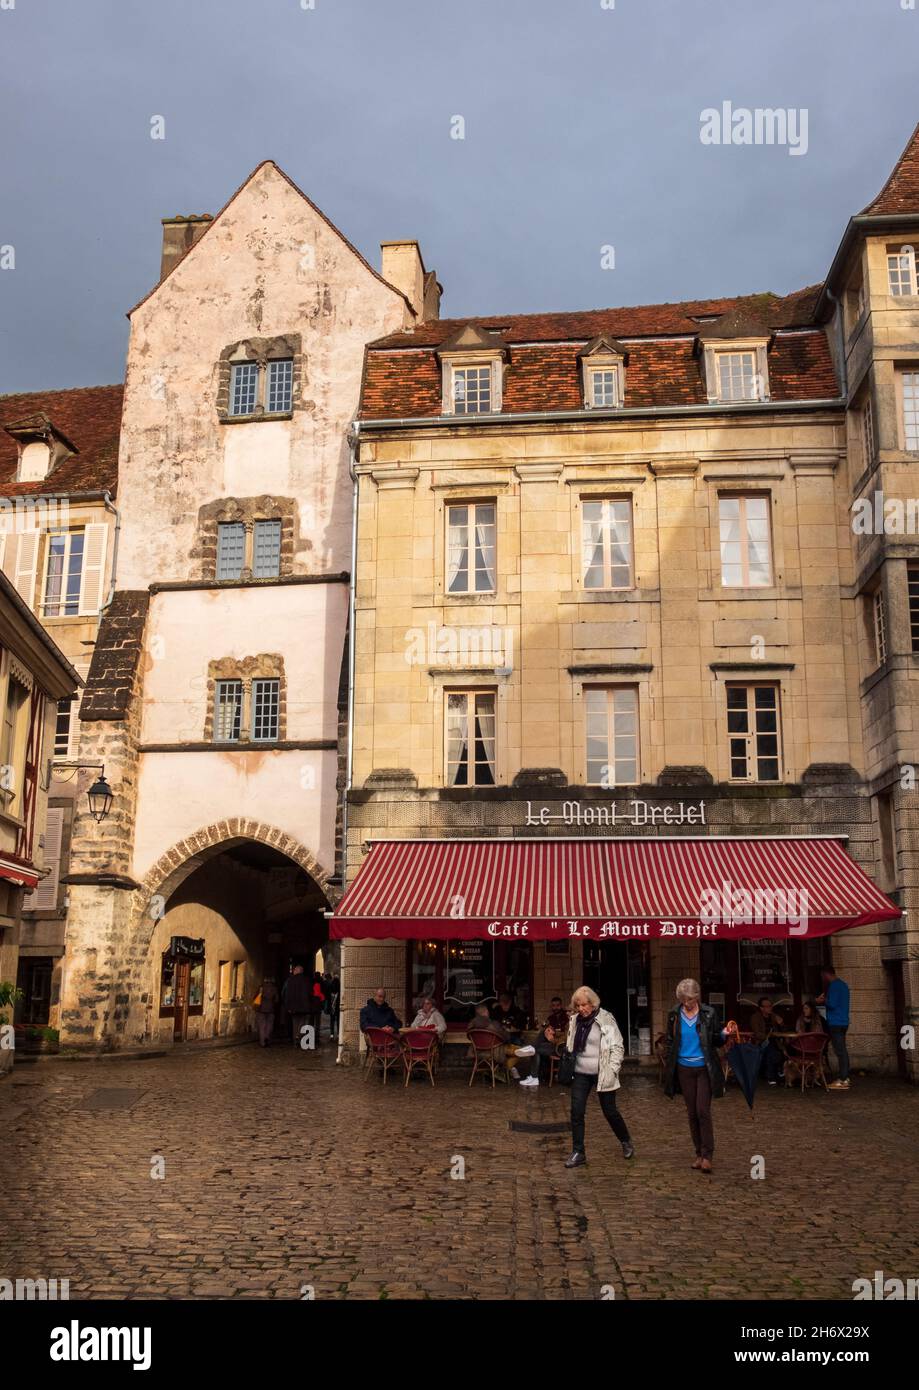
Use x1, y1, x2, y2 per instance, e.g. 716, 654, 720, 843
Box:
557, 1047, 576, 1086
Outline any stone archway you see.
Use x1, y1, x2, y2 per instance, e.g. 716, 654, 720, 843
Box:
135, 818, 335, 933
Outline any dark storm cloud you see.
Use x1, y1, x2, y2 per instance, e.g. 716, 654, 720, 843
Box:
1, 0, 918, 391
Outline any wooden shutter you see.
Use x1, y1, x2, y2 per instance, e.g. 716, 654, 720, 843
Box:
26, 805, 65, 911
78, 524, 108, 615
13, 531, 40, 608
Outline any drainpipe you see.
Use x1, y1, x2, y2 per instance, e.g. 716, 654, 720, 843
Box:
336, 421, 360, 1063
101, 490, 121, 612
824, 285, 849, 403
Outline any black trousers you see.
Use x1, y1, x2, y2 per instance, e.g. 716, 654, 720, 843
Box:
829, 1026, 850, 1081
570, 1072, 631, 1153
678, 1063, 714, 1159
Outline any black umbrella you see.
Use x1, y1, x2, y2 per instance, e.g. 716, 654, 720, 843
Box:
727, 1041, 765, 1111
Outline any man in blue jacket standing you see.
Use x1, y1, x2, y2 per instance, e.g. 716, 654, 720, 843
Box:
817, 966, 851, 1090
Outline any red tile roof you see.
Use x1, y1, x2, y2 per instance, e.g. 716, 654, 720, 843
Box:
0, 385, 123, 496
861, 122, 919, 217
360, 287, 837, 419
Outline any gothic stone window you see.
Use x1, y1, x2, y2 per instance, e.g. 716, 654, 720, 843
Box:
193, 497, 297, 583
216, 334, 303, 423
205, 655, 286, 744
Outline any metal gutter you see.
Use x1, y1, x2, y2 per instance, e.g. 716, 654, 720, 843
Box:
356, 397, 846, 432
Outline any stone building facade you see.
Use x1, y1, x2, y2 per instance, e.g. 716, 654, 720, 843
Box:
335, 124, 919, 1081
0, 386, 121, 1030
52, 162, 439, 1048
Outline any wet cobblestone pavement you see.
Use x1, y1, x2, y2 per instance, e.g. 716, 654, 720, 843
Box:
3, 1042, 918, 1300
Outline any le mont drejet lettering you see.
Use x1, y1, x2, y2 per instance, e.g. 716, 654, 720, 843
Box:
525, 800, 706, 827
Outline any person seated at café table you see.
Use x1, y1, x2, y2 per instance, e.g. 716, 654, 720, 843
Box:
796, 999, 825, 1034
467, 1003, 535, 1083
534, 996, 569, 1080
359, 987, 403, 1034
748, 996, 786, 1085
409, 996, 447, 1038
491, 992, 527, 1042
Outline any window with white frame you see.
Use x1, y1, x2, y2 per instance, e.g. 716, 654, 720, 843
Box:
901, 371, 919, 451
862, 395, 876, 466
585, 686, 639, 786
230, 362, 259, 416
36, 525, 108, 618
228, 358, 294, 417
871, 587, 887, 667
54, 698, 74, 758
214, 680, 243, 742
251, 679, 280, 742
217, 522, 246, 580
253, 519, 282, 578
716, 351, 760, 401
446, 502, 496, 594
43, 530, 84, 617
888, 246, 918, 297
719, 496, 772, 588
582, 498, 632, 590
726, 684, 781, 783
266, 359, 293, 414
452, 364, 493, 415
216, 518, 282, 580
446, 690, 496, 786
586, 366, 621, 409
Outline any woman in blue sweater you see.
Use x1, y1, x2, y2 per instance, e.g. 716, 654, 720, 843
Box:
663, 978, 737, 1173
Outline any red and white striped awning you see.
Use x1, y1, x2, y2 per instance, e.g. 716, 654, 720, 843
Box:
0, 853, 39, 892
330, 837, 900, 941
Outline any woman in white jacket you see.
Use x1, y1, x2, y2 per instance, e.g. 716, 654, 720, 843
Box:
564, 985, 635, 1168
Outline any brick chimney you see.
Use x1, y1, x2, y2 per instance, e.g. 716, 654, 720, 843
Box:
380, 240, 441, 322
160, 214, 213, 280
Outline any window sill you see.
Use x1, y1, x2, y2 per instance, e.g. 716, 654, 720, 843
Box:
218, 411, 294, 425
561, 588, 657, 604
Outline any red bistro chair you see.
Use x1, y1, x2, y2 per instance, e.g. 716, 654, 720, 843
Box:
783, 1031, 830, 1092
402, 1028, 438, 1087
363, 1027, 404, 1085
466, 1029, 510, 1088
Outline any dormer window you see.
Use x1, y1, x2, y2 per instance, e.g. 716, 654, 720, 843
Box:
3, 413, 77, 484
578, 335, 628, 410
437, 324, 507, 416
697, 314, 771, 404
715, 350, 760, 401
453, 364, 493, 415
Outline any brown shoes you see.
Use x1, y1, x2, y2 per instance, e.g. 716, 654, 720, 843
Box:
691, 1157, 703, 1170
700, 1158, 713, 1173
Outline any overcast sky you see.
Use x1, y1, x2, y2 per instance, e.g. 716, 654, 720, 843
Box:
1, 0, 918, 392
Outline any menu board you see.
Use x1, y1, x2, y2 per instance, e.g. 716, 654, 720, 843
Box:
738, 940, 789, 997
444, 940, 493, 1005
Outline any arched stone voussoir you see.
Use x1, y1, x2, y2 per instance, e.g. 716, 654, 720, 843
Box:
135, 821, 334, 928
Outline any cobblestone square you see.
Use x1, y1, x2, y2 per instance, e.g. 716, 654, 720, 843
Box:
3, 1043, 918, 1301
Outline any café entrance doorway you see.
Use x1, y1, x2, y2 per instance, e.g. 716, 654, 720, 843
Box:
583, 940, 652, 1058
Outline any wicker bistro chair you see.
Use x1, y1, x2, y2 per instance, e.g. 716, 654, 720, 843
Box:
402, 1028, 438, 1087
783, 1031, 830, 1092
363, 1027, 404, 1085
466, 1028, 511, 1087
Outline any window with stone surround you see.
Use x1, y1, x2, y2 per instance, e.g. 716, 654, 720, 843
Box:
446, 502, 496, 594
194, 498, 296, 583
585, 686, 639, 786
715, 350, 760, 401
217, 334, 302, 422
581, 497, 632, 589
445, 690, 496, 786
900, 371, 919, 451
718, 495, 772, 588
888, 244, 918, 297
908, 562, 919, 652
726, 683, 781, 783
862, 394, 876, 467
206, 656, 286, 744
870, 586, 888, 667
